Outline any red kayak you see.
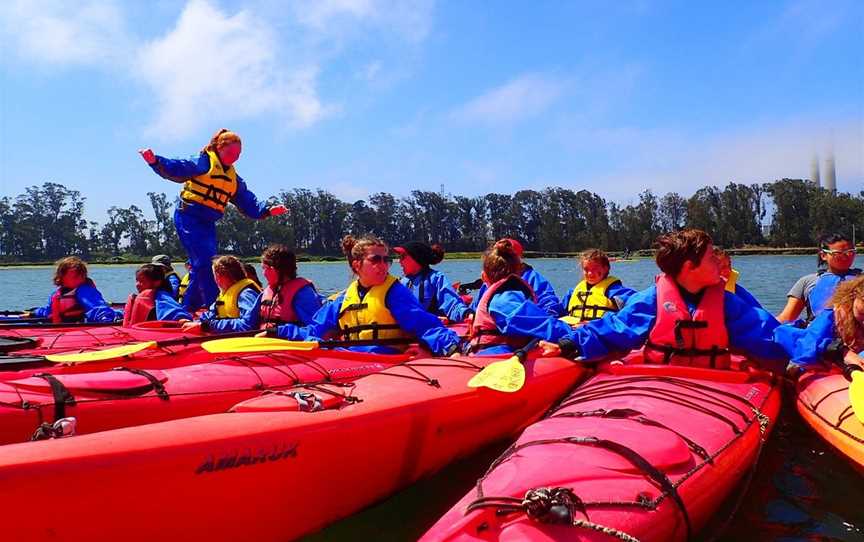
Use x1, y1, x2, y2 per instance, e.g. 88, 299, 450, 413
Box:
797, 369, 864, 473
0, 347, 407, 444
423, 358, 781, 542
0, 320, 200, 357
0, 352, 586, 541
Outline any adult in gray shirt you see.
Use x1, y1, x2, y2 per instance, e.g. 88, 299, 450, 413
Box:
777, 272, 818, 323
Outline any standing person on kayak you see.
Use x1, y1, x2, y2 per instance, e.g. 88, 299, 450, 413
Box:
714, 247, 763, 309
27, 257, 118, 323
180, 255, 262, 334
559, 248, 635, 326
467, 239, 574, 355
139, 129, 287, 311
777, 233, 859, 324
395, 241, 472, 323
151, 254, 182, 299
469, 238, 563, 316
542, 229, 788, 369
123, 264, 192, 326
257, 244, 321, 329
776, 275, 864, 370
272, 235, 461, 356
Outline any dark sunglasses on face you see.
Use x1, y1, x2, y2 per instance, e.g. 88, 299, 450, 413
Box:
365, 255, 392, 265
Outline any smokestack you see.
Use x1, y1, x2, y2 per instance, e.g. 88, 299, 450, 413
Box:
810, 154, 821, 187
824, 152, 836, 192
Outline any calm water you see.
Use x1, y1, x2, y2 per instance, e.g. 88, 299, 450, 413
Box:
1, 256, 862, 541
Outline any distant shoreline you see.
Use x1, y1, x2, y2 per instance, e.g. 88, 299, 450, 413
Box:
0, 246, 829, 268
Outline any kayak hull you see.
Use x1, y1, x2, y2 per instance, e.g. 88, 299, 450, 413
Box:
796, 370, 864, 473
423, 358, 781, 542
0, 348, 407, 444
0, 354, 585, 541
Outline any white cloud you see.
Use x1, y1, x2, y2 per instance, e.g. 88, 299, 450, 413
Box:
0, 0, 130, 67
290, 0, 435, 43
135, 0, 328, 139
450, 74, 566, 125
560, 117, 864, 202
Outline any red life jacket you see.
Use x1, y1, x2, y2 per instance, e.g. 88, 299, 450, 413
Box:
122, 289, 158, 327
642, 274, 730, 369
49, 279, 96, 323
468, 275, 537, 353
260, 278, 312, 327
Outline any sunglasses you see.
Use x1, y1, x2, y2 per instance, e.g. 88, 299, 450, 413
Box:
364, 255, 392, 265
821, 248, 856, 256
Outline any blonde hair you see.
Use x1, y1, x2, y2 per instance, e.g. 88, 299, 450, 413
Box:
831, 275, 864, 351
204, 128, 241, 153
212, 255, 246, 282
341, 234, 388, 274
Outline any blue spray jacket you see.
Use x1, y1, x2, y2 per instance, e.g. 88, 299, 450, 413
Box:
149, 152, 270, 221
166, 273, 182, 299
152, 289, 193, 321
773, 309, 841, 367
199, 287, 261, 333
470, 264, 563, 317
402, 268, 472, 322
475, 290, 575, 356
566, 285, 788, 367
276, 280, 461, 356
33, 283, 118, 323
732, 284, 763, 310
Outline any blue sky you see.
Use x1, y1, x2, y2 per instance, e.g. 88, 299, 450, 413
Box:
1, 0, 862, 222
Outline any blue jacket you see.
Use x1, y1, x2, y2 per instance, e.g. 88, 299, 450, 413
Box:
166, 273, 182, 299
33, 283, 118, 323
774, 309, 839, 367
149, 152, 270, 221
567, 285, 788, 366
471, 264, 563, 316
199, 287, 260, 333
559, 281, 637, 316
475, 290, 575, 355
402, 268, 471, 322
153, 289, 193, 321
276, 280, 461, 356
733, 284, 763, 309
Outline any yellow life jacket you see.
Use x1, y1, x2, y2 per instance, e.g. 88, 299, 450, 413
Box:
560, 276, 621, 325
337, 274, 412, 344
214, 278, 262, 318
725, 269, 739, 293
178, 273, 190, 303
179, 150, 238, 213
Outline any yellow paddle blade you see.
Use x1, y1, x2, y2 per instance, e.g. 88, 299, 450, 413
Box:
201, 337, 319, 354
46, 341, 158, 364
850, 371, 864, 423
468, 356, 526, 393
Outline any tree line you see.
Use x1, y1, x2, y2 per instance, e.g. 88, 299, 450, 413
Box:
1, 179, 862, 262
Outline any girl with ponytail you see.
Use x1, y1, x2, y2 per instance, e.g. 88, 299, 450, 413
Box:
139, 128, 288, 312
466, 240, 573, 355
271, 235, 461, 356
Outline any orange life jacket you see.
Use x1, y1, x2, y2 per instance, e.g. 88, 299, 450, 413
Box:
49, 280, 96, 323
468, 275, 537, 353
643, 274, 731, 369
260, 278, 313, 327
122, 289, 158, 327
